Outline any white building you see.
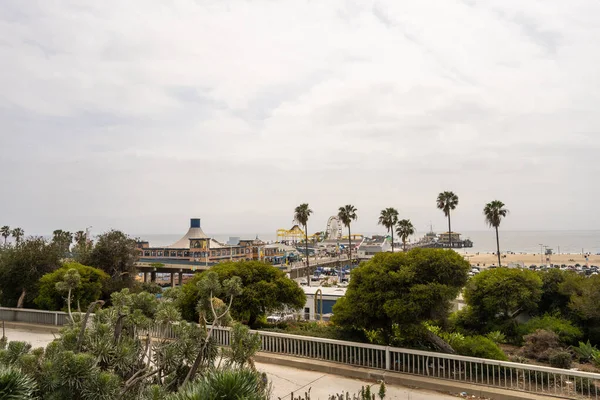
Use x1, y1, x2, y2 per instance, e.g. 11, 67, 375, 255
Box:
357, 236, 391, 259
301, 286, 347, 321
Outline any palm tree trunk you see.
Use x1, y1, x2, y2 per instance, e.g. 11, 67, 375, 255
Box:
348, 226, 352, 263
495, 226, 501, 267
391, 228, 394, 252
305, 224, 310, 287
403, 238, 407, 252
448, 213, 452, 248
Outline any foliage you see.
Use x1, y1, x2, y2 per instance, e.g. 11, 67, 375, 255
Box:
135, 282, 163, 295
220, 323, 262, 369
462, 267, 542, 330
167, 368, 269, 400
332, 249, 469, 343
378, 208, 398, 252
294, 203, 312, 284
452, 335, 508, 361
520, 329, 560, 361
0, 276, 255, 399
485, 330, 507, 344
518, 314, 582, 345
178, 261, 306, 326
571, 340, 598, 363
286, 383, 387, 400
35, 262, 109, 312
0, 365, 38, 399
85, 230, 139, 289
548, 351, 572, 369
0, 237, 61, 307
537, 269, 581, 316
51, 230, 73, 258
395, 219, 415, 252
338, 205, 358, 260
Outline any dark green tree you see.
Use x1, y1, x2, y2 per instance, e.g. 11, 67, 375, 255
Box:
332, 248, 469, 347
338, 205, 357, 261
436, 191, 458, 247
52, 229, 73, 257
35, 262, 110, 312
462, 267, 542, 330
483, 200, 509, 267
0, 237, 61, 308
395, 219, 415, 252
11, 228, 24, 247
87, 230, 138, 290
177, 261, 306, 326
378, 208, 399, 252
294, 203, 313, 286
537, 269, 582, 316
0, 226, 10, 246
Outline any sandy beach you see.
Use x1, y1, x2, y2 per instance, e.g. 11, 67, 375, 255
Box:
460, 251, 600, 267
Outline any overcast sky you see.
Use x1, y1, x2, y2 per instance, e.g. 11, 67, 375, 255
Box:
1, 0, 599, 236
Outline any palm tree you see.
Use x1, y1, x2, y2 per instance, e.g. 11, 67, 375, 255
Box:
0, 226, 10, 245
294, 203, 313, 287
484, 200, 509, 267
11, 228, 24, 246
436, 191, 459, 248
378, 208, 399, 252
396, 219, 415, 252
338, 205, 358, 262
74, 230, 87, 246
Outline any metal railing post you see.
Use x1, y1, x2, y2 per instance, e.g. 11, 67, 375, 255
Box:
385, 346, 390, 370
54, 312, 58, 326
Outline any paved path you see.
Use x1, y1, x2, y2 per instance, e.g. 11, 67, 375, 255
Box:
4, 328, 457, 399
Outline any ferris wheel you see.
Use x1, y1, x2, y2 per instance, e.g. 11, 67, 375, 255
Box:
326, 216, 343, 240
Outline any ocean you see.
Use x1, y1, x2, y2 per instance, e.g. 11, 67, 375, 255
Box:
133, 231, 600, 255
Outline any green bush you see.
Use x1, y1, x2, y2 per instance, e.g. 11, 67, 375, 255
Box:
485, 331, 506, 344
571, 340, 598, 363
452, 335, 508, 361
34, 262, 109, 311
518, 315, 582, 345
549, 351, 572, 369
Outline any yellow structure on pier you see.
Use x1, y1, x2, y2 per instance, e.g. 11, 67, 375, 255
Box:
277, 225, 305, 242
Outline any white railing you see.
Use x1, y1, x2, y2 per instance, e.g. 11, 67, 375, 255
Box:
0, 307, 68, 326
2, 307, 599, 398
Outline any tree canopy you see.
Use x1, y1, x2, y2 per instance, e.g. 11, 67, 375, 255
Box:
178, 261, 306, 326
85, 230, 138, 290
35, 262, 110, 312
332, 248, 469, 342
462, 268, 542, 330
0, 237, 61, 307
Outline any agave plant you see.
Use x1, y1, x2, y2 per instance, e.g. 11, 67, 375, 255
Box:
168, 368, 270, 400
572, 340, 598, 363
0, 365, 38, 399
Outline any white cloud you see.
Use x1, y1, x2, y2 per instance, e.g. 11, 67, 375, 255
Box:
0, 0, 599, 234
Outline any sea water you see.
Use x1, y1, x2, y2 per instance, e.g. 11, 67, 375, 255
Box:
134, 231, 600, 255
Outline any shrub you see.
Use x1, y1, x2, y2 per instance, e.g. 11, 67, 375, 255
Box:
34, 262, 109, 311
571, 340, 598, 363
452, 336, 508, 361
549, 351, 572, 369
520, 329, 560, 361
486, 331, 506, 344
0, 365, 38, 399
518, 315, 582, 345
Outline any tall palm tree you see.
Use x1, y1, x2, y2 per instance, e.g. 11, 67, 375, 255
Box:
378, 208, 399, 252
294, 203, 313, 287
436, 191, 459, 248
484, 200, 509, 267
11, 228, 24, 246
396, 219, 415, 252
338, 205, 358, 262
0, 226, 10, 245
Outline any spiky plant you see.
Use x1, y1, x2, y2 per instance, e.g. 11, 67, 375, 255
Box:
0, 365, 38, 399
